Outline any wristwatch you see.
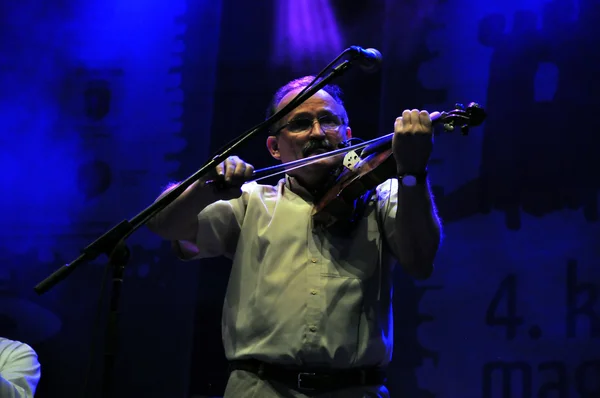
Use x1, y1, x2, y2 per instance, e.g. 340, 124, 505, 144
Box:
398, 173, 427, 187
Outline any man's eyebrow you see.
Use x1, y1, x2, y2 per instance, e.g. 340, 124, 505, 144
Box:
288, 109, 337, 120
288, 111, 313, 120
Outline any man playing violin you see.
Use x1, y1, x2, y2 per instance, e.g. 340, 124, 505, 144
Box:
148, 76, 442, 397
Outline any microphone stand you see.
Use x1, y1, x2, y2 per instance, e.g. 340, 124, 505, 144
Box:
34, 48, 363, 397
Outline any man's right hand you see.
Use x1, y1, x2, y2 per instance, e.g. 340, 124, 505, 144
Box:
147, 156, 254, 241
205, 156, 254, 200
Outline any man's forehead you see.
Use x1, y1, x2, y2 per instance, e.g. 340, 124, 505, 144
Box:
276, 88, 340, 114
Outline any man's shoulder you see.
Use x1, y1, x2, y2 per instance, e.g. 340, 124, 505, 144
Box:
0, 337, 37, 360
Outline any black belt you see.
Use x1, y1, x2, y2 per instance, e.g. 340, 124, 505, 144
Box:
229, 359, 387, 392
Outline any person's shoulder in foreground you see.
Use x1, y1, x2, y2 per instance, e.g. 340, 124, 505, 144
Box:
0, 337, 41, 398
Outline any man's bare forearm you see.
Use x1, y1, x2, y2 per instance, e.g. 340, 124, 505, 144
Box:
147, 180, 218, 242
393, 180, 441, 279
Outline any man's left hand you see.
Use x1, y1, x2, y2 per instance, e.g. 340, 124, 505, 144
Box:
392, 109, 440, 175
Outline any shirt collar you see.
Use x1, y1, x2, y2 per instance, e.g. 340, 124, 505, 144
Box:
282, 174, 316, 202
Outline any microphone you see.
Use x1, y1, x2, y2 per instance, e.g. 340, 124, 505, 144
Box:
348, 46, 382, 73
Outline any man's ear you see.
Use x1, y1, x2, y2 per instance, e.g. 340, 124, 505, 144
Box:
266, 136, 281, 160
344, 126, 352, 140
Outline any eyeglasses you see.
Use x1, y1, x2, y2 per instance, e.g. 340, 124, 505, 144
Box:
273, 114, 344, 135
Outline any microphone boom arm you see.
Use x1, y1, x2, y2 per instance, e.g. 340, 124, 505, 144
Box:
34, 57, 357, 293
32, 47, 371, 397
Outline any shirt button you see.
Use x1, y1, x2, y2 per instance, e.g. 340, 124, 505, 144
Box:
311, 258, 318, 263
310, 289, 318, 295
309, 326, 317, 332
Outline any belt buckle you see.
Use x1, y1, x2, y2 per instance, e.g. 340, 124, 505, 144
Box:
297, 372, 316, 391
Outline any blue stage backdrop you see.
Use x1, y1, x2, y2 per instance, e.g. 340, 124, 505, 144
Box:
0, 0, 598, 397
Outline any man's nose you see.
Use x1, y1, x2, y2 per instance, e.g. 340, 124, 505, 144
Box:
308, 120, 326, 138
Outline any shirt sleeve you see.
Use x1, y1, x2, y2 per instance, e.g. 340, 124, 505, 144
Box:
375, 178, 401, 260
173, 182, 254, 261
0, 341, 41, 398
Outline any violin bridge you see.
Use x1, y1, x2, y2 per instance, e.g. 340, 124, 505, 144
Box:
343, 150, 362, 171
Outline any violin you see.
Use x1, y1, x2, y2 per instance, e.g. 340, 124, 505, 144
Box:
209, 102, 486, 228
312, 102, 486, 227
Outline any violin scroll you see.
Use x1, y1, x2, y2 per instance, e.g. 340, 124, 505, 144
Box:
440, 102, 487, 136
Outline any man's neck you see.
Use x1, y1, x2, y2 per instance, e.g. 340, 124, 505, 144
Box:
288, 166, 343, 199
286, 174, 319, 198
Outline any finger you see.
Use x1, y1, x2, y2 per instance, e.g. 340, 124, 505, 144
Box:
402, 109, 412, 128
395, 109, 411, 133
394, 116, 404, 133
224, 156, 237, 181
244, 163, 255, 178
216, 162, 225, 176
410, 109, 420, 128
419, 110, 432, 130
233, 159, 246, 180
429, 111, 441, 127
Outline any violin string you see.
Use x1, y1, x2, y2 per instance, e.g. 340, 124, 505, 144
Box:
250, 152, 346, 182
248, 133, 394, 183
246, 109, 455, 183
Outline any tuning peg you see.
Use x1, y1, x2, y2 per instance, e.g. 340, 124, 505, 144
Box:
460, 125, 470, 135
443, 123, 455, 132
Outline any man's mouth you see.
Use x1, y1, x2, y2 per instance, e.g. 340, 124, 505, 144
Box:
302, 140, 335, 157
304, 149, 332, 159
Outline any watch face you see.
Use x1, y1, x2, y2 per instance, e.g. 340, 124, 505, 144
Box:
402, 175, 417, 186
